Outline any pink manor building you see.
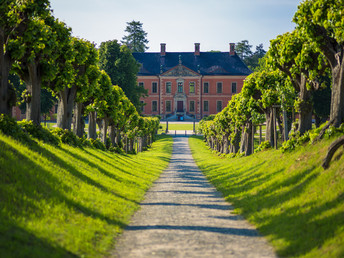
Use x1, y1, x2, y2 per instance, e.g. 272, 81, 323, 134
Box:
132, 43, 251, 120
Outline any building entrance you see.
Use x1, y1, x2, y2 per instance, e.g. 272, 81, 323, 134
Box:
177, 101, 184, 112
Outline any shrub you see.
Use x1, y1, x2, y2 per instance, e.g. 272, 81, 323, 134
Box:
89, 138, 106, 151
281, 122, 344, 152
80, 136, 93, 148
0, 114, 32, 144
51, 128, 81, 147
18, 120, 60, 146
281, 136, 298, 153
256, 140, 272, 152
109, 146, 124, 154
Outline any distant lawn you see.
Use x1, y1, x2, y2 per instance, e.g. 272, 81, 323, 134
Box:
0, 133, 173, 257
159, 122, 198, 133
189, 135, 344, 258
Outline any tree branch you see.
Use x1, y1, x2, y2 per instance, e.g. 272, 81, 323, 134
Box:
322, 135, 344, 169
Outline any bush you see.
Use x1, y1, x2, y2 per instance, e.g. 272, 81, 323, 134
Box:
18, 120, 60, 146
256, 140, 272, 152
51, 128, 81, 147
0, 114, 32, 144
89, 138, 106, 151
281, 122, 344, 152
80, 136, 93, 148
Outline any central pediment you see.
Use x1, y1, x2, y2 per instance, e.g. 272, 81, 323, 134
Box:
161, 64, 200, 77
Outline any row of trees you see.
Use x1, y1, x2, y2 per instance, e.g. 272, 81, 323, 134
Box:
200, 0, 344, 156
0, 1, 159, 151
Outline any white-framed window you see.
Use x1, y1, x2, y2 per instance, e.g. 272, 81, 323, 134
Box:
189, 82, 195, 93
232, 82, 237, 94
203, 100, 209, 112
189, 101, 195, 112
139, 82, 144, 88
166, 82, 171, 94
217, 82, 223, 93
216, 101, 223, 112
166, 100, 171, 112
203, 82, 209, 93
152, 101, 158, 112
152, 82, 158, 93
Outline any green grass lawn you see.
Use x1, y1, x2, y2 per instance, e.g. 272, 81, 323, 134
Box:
159, 122, 198, 133
0, 133, 173, 257
189, 136, 344, 258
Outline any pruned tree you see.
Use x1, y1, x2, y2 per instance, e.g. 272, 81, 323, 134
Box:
10, 14, 61, 125
294, 0, 344, 128
0, 0, 50, 116
267, 29, 328, 135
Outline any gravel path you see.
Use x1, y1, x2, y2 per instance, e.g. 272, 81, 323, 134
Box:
112, 137, 277, 258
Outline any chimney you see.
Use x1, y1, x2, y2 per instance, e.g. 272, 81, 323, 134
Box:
229, 43, 235, 56
160, 43, 166, 56
194, 43, 200, 56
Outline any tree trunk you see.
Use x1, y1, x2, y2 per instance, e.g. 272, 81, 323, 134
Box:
138, 137, 143, 152
25, 62, 41, 125
57, 85, 77, 130
109, 124, 117, 147
73, 102, 85, 138
230, 128, 241, 154
0, 41, 16, 115
277, 113, 284, 142
128, 138, 134, 153
265, 108, 275, 147
96, 117, 103, 140
100, 118, 108, 145
88, 111, 97, 139
298, 76, 313, 135
223, 133, 230, 154
329, 56, 344, 127
115, 129, 122, 147
322, 135, 344, 169
240, 122, 253, 156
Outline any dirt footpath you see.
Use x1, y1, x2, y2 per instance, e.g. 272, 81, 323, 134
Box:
112, 137, 277, 258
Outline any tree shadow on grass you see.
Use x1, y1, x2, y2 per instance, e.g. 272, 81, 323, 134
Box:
260, 194, 344, 257
220, 164, 338, 257
0, 139, 128, 226
80, 147, 164, 179
0, 139, 128, 257
61, 147, 143, 191
0, 218, 77, 257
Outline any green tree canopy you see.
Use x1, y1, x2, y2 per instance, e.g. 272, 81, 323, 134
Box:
121, 20, 149, 53
267, 28, 328, 134
98, 39, 147, 111
10, 13, 63, 125
0, 0, 50, 116
294, 0, 344, 127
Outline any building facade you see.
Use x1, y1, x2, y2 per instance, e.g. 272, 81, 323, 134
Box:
132, 43, 251, 120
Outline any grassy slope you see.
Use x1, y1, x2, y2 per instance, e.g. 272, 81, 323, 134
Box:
189, 136, 344, 258
0, 133, 172, 257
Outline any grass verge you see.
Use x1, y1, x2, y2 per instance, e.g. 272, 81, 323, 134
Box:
0, 133, 172, 257
159, 122, 198, 133
189, 135, 344, 258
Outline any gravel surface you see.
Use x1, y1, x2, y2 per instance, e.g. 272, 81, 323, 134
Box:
111, 137, 277, 258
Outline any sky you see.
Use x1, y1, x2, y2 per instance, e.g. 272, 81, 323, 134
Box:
49, 0, 302, 52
